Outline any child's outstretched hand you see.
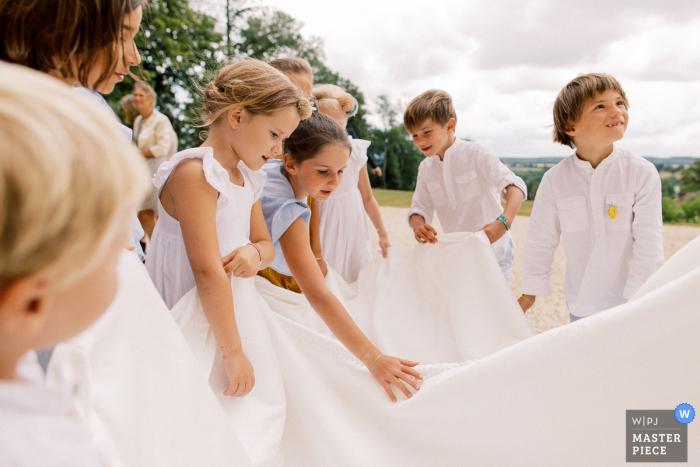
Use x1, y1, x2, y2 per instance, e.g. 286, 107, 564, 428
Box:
222, 349, 255, 397
413, 224, 438, 244
222, 244, 260, 278
363, 349, 422, 402
378, 231, 391, 258
478, 221, 506, 244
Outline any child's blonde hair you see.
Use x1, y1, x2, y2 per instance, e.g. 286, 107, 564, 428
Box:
403, 90, 456, 133
198, 59, 313, 131
312, 84, 358, 117
0, 62, 150, 289
553, 73, 629, 148
268, 57, 313, 78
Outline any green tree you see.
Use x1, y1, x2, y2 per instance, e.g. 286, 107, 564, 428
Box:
106, 0, 223, 148
680, 159, 700, 193
234, 9, 372, 141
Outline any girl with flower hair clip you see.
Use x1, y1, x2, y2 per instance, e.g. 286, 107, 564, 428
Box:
309, 84, 391, 283
146, 59, 312, 466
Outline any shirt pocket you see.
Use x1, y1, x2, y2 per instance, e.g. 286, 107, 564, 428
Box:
455, 170, 481, 202
604, 193, 634, 231
427, 181, 447, 208
556, 196, 589, 233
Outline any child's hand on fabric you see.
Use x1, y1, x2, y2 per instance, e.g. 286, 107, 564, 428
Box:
378, 231, 391, 258
413, 224, 438, 244
363, 349, 422, 402
317, 257, 328, 277
222, 349, 255, 397
478, 221, 506, 244
222, 244, 260, 278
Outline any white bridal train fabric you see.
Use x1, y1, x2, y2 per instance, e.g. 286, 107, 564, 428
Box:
46, 252, 252, 467
47, 233, 699, 467
257, 232, 700, 466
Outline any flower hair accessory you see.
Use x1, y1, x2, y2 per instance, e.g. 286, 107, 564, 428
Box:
296, 97, 313, 119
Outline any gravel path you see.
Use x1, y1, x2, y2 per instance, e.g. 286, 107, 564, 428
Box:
368, 207, 700, 333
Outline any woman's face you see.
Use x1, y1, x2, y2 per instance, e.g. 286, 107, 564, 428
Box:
132, 87, 152, 111
90, 6, 143, 94
286, 142, 350, 201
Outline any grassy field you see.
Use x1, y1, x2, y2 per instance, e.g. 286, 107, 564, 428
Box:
372, 188, 534, 216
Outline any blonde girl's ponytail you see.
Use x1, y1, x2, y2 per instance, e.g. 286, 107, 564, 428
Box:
313, 84, 358, 117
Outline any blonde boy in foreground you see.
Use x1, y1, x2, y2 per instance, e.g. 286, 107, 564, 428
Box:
519, 73, 664, 320
0, 63, 149, 465
405, 90, 527, 284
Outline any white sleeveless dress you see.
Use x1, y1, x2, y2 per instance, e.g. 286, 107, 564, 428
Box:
146, 147, 286, 467
317, 138, 373, 283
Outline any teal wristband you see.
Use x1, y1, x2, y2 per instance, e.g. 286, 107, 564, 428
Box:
497, 214, 511, 231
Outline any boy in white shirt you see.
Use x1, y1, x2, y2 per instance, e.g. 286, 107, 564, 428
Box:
0, 64, 149, 466
519, 73, 664, 320
405, 90, 527, 284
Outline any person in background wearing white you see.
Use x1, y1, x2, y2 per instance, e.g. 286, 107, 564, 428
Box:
405, 90, 527, 286
0, 63, 149, 467
132, 82, 174, 241
519, 73, 664, 321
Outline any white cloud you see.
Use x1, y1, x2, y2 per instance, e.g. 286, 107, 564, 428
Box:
255, 0, 700, 156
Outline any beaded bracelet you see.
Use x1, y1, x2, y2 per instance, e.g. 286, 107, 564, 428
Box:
219, 341, 241, 350
247, 242, 262, 267
496, 213, 511, 231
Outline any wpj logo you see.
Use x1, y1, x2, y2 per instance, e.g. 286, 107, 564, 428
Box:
626, 404, 695, 463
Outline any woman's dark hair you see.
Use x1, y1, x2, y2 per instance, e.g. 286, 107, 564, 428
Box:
284, 112, 352, 165
0, 0, 145, 90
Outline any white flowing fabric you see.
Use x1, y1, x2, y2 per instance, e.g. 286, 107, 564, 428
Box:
254, 232, 700, 466
171, 275, 286, 467
46, 252, 252, 467
318, 138, 373, 283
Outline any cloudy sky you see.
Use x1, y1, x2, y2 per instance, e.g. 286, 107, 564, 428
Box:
256, 0, 700, 158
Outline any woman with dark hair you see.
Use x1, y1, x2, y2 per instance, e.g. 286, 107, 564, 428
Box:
0, 2, 247, 465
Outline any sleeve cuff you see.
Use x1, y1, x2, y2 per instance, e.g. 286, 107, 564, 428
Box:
498, 177, 527, 202
521, 275, 551, 297
149, 145, 167, 158
407, 206, 430, 227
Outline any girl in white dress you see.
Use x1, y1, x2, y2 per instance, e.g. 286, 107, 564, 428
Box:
146, 60, 311, 467
309, 84, 390, 283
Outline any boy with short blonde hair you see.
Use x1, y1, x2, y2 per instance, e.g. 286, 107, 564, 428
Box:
405, 90, 527, 285
519, 73, 664, 320
0, 63, 149, 464
269, 57, 314, 95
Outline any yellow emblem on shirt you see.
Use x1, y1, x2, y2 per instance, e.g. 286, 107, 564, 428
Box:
608, 206, 617, 219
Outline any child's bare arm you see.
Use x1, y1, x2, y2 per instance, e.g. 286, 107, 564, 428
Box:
280, 218, 422, 402
168, 160, 254, 397
479, 185, 525, 244
306, 197, 328, 276
358, 166, 390, 257
222, 200, 275, 277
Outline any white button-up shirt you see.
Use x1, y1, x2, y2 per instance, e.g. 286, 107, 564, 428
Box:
522, 147, 664, 317
407, 139, 527, 260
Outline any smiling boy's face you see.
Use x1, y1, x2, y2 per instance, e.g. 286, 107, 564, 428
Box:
566, 89, 629, 148
409, 117, 456, 160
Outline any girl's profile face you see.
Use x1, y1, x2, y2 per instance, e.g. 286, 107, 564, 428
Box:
288, 142, 349, 201
90, 6, 143, 94
228, 105, 300, 171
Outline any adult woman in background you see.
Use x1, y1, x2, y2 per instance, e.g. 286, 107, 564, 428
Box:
132, 82, 174, 241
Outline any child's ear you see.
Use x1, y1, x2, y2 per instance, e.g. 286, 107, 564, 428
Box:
446, 118, 456, 133
226, 107, 246, 130
0, 277, 51, 338
283, 153, 297, 174
564, 124, 577, 137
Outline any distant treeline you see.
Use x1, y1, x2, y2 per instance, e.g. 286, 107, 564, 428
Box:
503, 157, 698, 201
